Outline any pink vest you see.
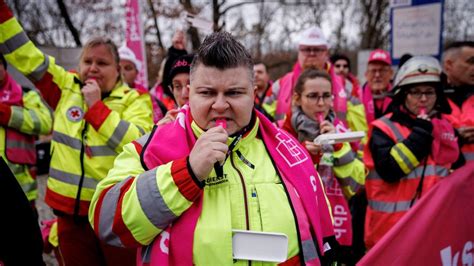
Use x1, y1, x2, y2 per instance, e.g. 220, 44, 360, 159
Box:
275, 63, 349, 128
137, 106, 334, 265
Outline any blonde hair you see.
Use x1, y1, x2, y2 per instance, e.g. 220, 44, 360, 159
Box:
79, 37, 121, 82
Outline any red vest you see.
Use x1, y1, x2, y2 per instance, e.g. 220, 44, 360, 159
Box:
363, 115, 450, 248
445, 97, 474, 162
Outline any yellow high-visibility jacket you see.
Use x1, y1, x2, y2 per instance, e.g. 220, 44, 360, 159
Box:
0, 6, 154, 215
90, 120, 307, 265
0, 87, 53, 201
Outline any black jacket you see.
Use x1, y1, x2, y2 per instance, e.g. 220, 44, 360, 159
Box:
0, 157, 44, 265
370, 108, 465, 182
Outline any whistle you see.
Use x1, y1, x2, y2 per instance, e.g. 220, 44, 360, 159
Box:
316, 112, 324, 123
216, 118, 227, 129
419, 108, 427, 116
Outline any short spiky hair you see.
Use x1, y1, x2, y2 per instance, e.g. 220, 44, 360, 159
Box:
190, 32, 253, 81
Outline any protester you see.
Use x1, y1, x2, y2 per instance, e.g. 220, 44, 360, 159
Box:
119, 45, 146, 91
442, 41, 474, 163
156, 54, 193, 126
269, 27, 367, 155
0, 53, 52, 208
168, 54, 193, 108
89, 31, 338, 265
361, 49, 394, 125
282, 69, 365, 263
0, 1, 154, 264
119, 45, 166, 123
363, 56, 464, 249
160, 29, 189, 110
253, 61, 274, 121
330, 53, 360, 97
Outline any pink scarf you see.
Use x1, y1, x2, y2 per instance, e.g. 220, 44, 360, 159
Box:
137, 106, 334, 265
361, 83, 392, 125
0, 72, 22, 106
327, 64, 348, 126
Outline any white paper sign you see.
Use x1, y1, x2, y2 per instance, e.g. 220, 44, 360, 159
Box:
392, 3, 442, 58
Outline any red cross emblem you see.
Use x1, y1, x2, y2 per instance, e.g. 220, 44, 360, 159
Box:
67, 106, 84, 122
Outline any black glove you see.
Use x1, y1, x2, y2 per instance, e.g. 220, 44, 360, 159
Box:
413, 118, 433, 133
321, 235, 341, 266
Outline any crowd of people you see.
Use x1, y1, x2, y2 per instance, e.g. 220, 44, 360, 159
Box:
0, 0, 473, 265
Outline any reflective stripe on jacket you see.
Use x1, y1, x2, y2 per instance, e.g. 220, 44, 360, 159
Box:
446, 97, 474, 162
90, 120, 306, 265
363, 114, 450, 248
0, 10, 154, 214
1, 88, 52, 200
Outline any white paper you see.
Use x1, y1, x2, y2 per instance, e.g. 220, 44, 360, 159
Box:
392, 3, 442, 58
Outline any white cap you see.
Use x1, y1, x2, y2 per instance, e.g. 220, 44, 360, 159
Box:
118, 45, 141, 71
298, 26, 329, 48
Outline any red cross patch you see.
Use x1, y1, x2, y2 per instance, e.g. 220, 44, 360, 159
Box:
66, 106, 84, 122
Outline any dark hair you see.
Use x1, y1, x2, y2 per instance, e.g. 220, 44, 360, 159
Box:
253, 60, 267, 67
190, 32, 253, 81
0, 53, 6, 69
330, 54, 350, 70
398, 53, 413, 69
169, 54, 194, 82
294, 68, 332, 95
390, 82, 451, 114
444, 41, 474, 52
443, 41, 474, 63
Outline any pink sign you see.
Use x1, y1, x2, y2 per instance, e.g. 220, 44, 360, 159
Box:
358, 162, 474, 266
125, 0, 148, 88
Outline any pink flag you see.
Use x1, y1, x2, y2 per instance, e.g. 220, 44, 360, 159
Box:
125, 0, 148, 88
358, 162, 474, 266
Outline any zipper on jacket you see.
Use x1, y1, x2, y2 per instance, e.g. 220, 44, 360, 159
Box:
230, 153, 251, 265
73, 122, 88, 220
230, 153, 250, 230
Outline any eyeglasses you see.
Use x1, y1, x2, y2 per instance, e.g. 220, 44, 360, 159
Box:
407, 90, 436, 99
334, 64, 349, 69
303, 92, 332, 102
299, 47, 327, 55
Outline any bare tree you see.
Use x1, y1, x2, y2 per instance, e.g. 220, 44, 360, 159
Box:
211, 0, 258, 32
356, 0, 390, 49
56, 0, 81, 46
330, 0, 351, 52
179, 0, 203, 50
147, 0, 164, 51
444, 0, 474, 43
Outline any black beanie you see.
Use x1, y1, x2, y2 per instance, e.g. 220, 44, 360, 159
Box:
168, 54, 194, 84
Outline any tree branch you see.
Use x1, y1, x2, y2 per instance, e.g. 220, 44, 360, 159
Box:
56, 0, 81, 46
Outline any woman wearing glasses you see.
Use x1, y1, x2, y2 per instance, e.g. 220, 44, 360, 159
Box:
282, 69, 365, 263
363, 56, 464, 249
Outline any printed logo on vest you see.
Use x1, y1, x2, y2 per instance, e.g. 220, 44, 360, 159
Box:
275, 131, 308, 167
66, 106, 84, 122
205, 174, 228, 186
